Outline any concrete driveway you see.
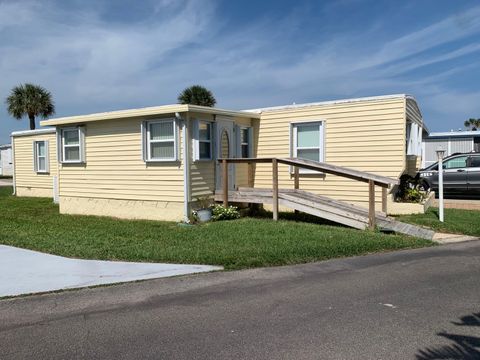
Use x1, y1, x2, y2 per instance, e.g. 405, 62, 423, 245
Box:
0, 245, 222, 297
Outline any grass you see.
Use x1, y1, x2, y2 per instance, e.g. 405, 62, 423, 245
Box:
0, 187, 434, 270
398, 207, 480, 237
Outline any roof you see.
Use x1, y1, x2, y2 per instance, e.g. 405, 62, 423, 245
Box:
11, 128, 56, 137
426, 131, 480, 139
244, 94, 415, 113
0, 143, 12, 149
40, 104, 260, 126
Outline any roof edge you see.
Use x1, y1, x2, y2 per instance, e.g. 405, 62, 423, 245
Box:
244, 94, 410, 113
427, 131, 480, 138
11, 128, 56, 137
40, 104, 260, 126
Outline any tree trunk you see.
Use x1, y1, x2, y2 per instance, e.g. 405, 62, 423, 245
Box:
28, 114, 36, 130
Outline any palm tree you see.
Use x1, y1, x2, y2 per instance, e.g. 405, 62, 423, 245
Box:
177, 85, 216, 107
464, 118, 480, 131
6, 83, 55, 130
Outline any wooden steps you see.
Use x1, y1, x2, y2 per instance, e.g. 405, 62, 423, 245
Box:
214, 188, 435, 240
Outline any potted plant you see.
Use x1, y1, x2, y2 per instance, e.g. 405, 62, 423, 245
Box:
195, 196, 213, 222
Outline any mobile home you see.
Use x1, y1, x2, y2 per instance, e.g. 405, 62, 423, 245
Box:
422, 130, 480, 168
0, 144, 13, 176
11, 129, 58, 198
13, 94, 427, 222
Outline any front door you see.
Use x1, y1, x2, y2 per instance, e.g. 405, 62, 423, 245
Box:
216, 120, 235, 191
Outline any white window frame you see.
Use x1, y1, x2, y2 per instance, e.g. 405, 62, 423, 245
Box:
145, 119, 178, 162
34, 140, 49, 173
60, 127, 84, 164
291, 121, 325, 173
239, 127, 253, 158
196, 120, 213, 161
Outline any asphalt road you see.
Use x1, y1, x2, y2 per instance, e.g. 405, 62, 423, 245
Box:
2, 241, 480, 360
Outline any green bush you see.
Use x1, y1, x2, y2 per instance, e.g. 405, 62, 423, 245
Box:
395, 174, 428, 203
211, 204, 240, 221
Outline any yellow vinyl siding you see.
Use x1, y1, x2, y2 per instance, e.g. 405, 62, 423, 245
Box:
59, 117, 184, 202
13, 132, 57, 197
254, 98, 407, 207
189, 114, 254, 199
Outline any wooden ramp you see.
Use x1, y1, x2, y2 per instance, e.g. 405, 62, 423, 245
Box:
215, 188, 435, 240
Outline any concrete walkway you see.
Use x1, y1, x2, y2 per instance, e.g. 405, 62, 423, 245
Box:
0, 245, 222, 297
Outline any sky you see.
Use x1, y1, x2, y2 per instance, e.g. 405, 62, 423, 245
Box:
1, 0, 480, 144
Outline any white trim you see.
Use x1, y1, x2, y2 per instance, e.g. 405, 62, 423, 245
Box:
34, 140, 49, 173
60, 127, 83, 164
428, 131, 480, 138
245, 94, 412, 113
193, 120, 213, 161
11, 128, 56, 137
238, 126, 252, 158
291, 121, 325, 174
10, 134, 16, 195
145, 119, 179, 162
41, 104, 259, 126
180, 113, 190, 222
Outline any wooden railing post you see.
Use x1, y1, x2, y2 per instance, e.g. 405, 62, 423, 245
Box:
294, 167, 299, 190
272, 158, 279, 221
222, 159, 228, 207
368, 180, 375, 230
248, 162, 254, 188
382, 187, 387, 214
293, 166, 299, 214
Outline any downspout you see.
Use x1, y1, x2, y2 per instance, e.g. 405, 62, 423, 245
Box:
10, 134, 15, 196
177, 112, 190, 223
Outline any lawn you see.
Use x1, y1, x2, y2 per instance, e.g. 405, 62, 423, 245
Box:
0, 187, 434, 270
398, 207, 480, 237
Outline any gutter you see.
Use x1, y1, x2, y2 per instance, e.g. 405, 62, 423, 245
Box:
177, 112, 190, 222
10, 134, 15, 196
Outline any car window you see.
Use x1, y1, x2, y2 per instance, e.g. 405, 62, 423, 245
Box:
469, 156, 480, 168
443, 156, 468, 169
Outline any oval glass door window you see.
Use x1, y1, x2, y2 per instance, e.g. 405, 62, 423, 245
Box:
221, 130, 229, 158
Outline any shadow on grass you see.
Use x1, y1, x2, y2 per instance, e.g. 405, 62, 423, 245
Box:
247, 207, 347, 228
416, 313, 480, 359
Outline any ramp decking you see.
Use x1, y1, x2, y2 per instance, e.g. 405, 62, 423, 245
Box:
214, 188, 434, 240
216, 158, 435, 240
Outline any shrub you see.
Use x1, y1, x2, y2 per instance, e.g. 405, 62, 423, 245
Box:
395, 174, 428, 203
211, 204, 240, 221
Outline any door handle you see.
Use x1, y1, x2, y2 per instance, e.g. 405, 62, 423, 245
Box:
456, 169, 465, 172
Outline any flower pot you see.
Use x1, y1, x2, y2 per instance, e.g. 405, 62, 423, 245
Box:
196, 208, 212, 222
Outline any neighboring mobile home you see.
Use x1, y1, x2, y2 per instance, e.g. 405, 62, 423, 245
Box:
0, 144, 13, 176
13, 94, 427, 221
422, 130, 480, 168
11, 129, 58, 198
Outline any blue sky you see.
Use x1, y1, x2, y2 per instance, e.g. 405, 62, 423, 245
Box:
1, 0, 480, 144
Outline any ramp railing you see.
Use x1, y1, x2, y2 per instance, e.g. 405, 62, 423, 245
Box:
217, 157, 399, 229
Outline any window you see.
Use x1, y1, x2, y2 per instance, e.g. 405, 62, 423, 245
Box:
34, 141, 48, 173
469, 156, 480, 168
198, 121, 212, 160
145, 120, 177, 161
406, 122, 423, 156
292, 122, 324, 163
443, 156, 468, 169
240, 127, 251, 158
60, 127, 84, 163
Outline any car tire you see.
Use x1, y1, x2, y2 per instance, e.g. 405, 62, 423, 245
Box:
417, 181, 430, 192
